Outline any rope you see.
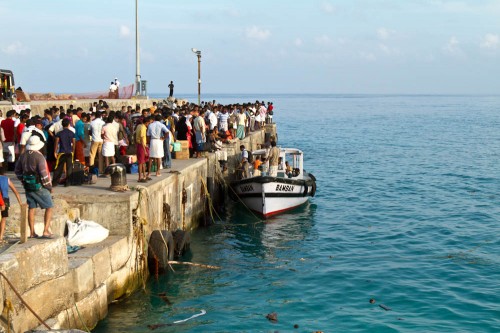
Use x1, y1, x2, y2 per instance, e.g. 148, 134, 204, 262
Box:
110, 184, 129, 192
216, 163, 263, 223
0, 272, 51, 330
74, 301, 91, 332
199, 175, 222, 223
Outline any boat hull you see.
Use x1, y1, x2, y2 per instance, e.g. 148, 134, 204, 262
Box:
231, 175, 316, 217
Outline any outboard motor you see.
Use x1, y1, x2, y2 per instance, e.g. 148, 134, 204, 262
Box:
104, 163, 128, 191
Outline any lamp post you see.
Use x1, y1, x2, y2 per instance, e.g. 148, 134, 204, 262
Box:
191, 48, 201, 105
135, 0, 141, 96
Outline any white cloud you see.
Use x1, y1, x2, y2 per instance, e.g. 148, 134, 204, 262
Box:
315, 34, 332, 46
294, 38, 303, 47
443, 36, 463, 56
377, 28, 394, 40
321, 1, 335, 14
480, 33, 499, 49
120, 25, 131, 38
1, 41, 27, 55
246, 26, 271, 41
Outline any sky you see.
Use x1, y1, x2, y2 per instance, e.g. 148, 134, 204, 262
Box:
1, 0, 500, 95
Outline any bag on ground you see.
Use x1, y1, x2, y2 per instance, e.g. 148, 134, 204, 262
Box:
66, 218, 109, 246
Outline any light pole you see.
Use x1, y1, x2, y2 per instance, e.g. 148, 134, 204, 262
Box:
191, 48, 201, 105
135, 0, 141, 96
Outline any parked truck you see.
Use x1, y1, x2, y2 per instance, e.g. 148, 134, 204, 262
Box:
0, 69, 16, 103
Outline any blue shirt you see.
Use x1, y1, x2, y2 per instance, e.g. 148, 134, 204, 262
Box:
74, 119, 85, 141
0, 176, 9, 199
56, 128, 75, 154
147, 121, 168, 139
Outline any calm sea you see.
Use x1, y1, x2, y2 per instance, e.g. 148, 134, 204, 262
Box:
94, 94, 500, 332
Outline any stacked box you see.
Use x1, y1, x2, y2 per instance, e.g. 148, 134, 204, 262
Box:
174, 140, 190, 160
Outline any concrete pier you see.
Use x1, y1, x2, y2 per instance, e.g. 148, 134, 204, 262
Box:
0, 124, 276, 332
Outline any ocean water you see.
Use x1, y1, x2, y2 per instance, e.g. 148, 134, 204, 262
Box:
94, 94, 500, 332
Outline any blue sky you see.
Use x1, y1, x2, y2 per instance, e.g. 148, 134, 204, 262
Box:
1, 0, 500, 95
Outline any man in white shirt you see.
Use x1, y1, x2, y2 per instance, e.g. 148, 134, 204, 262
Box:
109, 81, 118, 99
89, 111, 105, 170
114, 78, 120, 98
48, 113, 76, 135
19, 119, 46, 155
206, 109, 218, 131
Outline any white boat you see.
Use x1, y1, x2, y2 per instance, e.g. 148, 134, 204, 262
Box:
231, 147, 316, 217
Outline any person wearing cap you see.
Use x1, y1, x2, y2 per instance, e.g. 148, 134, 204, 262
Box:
15, 135, 54, 239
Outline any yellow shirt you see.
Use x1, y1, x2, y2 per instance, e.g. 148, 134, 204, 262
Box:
135, 124, 147, 145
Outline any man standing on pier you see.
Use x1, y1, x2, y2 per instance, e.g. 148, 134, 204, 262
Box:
168, 81, 174, 97
15, 136, 53, 239
147, 114, 169, 177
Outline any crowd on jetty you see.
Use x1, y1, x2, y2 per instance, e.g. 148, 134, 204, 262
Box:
0, 98, 274, 241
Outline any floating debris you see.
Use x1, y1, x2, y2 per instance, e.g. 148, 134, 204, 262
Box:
173, 309, 207, 323
158, 292, 172, 305
147, 310, 207, 330
266, 312, 278, 322
379, 304, 392, 311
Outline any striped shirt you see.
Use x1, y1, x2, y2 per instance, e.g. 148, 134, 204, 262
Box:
15, 150, 52, 190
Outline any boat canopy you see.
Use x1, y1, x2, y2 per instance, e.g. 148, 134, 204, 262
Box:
251, 147, 303, 156
250, 147, 305, 179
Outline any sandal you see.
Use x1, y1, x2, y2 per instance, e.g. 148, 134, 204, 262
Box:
138, 179, 147, 183
29, 234, 40, 239
40, 234, 54, 239
146, 177, 152, 181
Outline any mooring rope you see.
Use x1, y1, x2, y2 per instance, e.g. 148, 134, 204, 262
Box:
0, 272, 51, 330
199, 175, 222, 223
214, 162, 263, 223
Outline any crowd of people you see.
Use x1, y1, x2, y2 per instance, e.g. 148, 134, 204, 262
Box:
0, 98, 275, 241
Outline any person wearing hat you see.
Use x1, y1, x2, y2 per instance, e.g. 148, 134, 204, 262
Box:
14, 135, 54, 239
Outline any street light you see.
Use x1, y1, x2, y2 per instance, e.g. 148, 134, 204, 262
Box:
191, 48, 201, 105
135, 0, 141, 96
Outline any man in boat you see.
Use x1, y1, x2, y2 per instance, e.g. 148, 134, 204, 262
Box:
268, 140, 280, 177
238, 145, 249, 179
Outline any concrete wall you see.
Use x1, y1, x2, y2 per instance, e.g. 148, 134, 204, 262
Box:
0, 125, 277, 332
0, 98, 164, 116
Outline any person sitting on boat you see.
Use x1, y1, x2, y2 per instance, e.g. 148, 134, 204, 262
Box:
285, 161, 293, 178
238, 145, 249, 179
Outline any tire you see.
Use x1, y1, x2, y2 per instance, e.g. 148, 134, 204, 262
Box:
172, 230, 191, 259
148, 230, 175, 273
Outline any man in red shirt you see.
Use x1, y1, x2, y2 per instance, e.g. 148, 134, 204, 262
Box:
1, 110, 16, 163
16, 113, 29, 144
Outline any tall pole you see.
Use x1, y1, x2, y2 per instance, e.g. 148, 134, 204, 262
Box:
135, 0, 141, 96
197, 53, 201, 105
